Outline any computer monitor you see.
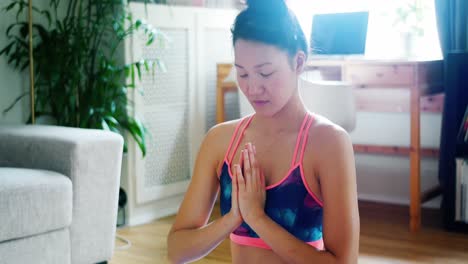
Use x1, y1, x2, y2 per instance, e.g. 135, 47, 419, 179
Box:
311, 11, 369, 55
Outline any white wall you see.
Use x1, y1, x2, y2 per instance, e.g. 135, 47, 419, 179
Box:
0, 0, 69, 125
351, 112, 442, 208
0, 0, 30, 124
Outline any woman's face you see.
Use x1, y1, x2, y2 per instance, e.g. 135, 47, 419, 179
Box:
234, 39, 301, 117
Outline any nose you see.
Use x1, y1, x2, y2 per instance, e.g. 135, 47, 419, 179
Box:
246, 77, 264, 96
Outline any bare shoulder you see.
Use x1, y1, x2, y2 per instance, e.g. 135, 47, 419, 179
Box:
207, 119, 241, 139
309, 114, 351, 146
203, 119, 244, 165
307, 114, 353, 163
206, 119, 243, 146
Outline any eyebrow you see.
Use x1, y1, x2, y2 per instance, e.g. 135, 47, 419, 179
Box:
234, 62, 272, 69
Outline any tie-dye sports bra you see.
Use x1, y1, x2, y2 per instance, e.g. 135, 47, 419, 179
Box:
218, 112, 325, 251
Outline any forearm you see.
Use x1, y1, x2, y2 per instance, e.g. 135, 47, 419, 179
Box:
249, 214, 339, 264
167, 212, 239, 263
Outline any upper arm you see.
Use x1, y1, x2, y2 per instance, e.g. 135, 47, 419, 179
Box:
316, 126, 360, 263
169, 124, 226, 233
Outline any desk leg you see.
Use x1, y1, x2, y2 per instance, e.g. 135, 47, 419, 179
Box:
410, 83, 421, 232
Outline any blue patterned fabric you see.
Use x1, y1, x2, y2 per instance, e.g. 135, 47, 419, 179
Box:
219, 161, 323, 243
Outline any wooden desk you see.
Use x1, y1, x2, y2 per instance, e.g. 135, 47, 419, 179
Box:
216, 58, 444, 232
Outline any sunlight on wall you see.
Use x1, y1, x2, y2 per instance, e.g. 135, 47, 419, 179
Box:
287, 0, 442, 59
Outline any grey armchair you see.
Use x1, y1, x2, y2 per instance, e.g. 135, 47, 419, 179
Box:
0, 125, 123, 264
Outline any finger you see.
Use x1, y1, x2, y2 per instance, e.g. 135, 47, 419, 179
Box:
237, 149, 244, 170
232, 166, 242, 214
243, 148, 253, 190
261, 171, 265, 187
248, 144, 258, 190
236, 164, 245, 192
231, 165, 238, 204
251, 144, 263, 189
237, 150, 244, 178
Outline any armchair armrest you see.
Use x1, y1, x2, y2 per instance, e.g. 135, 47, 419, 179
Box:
0, 125, 124, 263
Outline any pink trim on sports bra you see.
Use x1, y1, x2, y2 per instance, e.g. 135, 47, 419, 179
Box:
227, 114, 255, 164
219, 112, 323, 205
230, 233, 325, 251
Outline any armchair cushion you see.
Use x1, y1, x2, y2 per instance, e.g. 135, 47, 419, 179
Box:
0, 125, 123, 263
0, 168, 72, 242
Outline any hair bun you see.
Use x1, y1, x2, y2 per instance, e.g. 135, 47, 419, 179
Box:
245, 0, 287, 14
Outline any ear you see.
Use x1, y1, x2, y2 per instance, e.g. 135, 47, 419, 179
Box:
294, 51, 306, 73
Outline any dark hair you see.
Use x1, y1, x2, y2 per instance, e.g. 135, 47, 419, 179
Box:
231, 0, 308, 61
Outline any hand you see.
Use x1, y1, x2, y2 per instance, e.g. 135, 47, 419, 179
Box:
235, 143, 266, 224
228, 142, 247, 226
228, 159, 243, 226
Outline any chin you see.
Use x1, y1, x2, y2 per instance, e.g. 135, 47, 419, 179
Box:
251, 107, 277, 118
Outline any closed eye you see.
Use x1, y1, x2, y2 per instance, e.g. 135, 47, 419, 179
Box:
260, 72, 274, 78
239, 74, 248, 78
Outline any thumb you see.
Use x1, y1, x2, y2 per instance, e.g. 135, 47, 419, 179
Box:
236, 165, 245, 192
232, 167, 238, 194
231, 167, 238, 206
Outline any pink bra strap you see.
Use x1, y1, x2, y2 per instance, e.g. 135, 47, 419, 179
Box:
224, 117, 247, 162
227, 114, 255, 163
298, 114, 315, 164
291, 113, 311, 167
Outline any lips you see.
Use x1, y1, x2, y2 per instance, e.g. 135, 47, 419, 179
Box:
252, 100, 269, 106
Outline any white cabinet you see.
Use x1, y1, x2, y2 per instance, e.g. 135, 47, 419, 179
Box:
122, 3, 238, 226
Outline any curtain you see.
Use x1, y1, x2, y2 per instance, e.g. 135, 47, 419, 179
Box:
435, 0, 468, 55
435, 0, 468, 231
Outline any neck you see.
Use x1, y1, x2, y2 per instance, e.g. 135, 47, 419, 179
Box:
251, 92, 307, 136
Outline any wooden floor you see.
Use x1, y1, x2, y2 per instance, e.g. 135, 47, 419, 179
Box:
110, 201, 468, 264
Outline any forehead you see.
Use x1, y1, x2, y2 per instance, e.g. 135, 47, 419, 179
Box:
234, 39, 289, 67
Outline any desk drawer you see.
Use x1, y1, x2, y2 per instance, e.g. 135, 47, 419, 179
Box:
345, 65, 414, 87
354, 88, 444, 113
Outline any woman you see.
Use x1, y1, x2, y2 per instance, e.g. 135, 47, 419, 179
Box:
167, 1, 360, 263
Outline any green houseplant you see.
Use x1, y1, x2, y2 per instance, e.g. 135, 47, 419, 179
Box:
392, 0, 429, 57
0, 0, 166, 156
393, 0, 427, 37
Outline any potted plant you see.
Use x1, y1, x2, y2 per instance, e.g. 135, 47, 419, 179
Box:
392, 0, 428, 57
0, 0, 167, 156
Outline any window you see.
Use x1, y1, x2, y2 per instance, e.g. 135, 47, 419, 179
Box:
288, 0, 442, 59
